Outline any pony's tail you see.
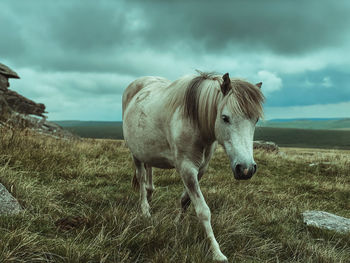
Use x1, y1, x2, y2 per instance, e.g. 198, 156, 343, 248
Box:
132, 169, 139, 191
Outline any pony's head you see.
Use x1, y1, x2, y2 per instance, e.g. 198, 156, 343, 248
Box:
214, 73, 264, 180
170, 71, 264, 179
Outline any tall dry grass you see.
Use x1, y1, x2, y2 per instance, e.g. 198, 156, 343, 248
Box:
0, 126, 349, 262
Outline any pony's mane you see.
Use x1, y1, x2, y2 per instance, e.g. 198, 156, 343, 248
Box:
166, 71, 265, 139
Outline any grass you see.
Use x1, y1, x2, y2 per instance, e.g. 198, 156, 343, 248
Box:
63, 126, 124, 140
0, 126, 350, 262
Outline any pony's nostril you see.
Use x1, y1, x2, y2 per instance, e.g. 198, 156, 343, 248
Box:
235, 163, 256, 178
235, 164, 242, 175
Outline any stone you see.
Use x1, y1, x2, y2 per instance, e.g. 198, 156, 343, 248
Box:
253, 140, 279, 152
0, 62, 46, 118
0, 183, 23, 216
302, 210, 350, 234
0, 62, 76, 139
0, 63, 20, 79
2, 88, 47, 117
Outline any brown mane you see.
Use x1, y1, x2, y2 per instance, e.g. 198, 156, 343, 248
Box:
166, 71, 265, 139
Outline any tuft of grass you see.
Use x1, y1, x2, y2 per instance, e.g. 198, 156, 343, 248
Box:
0, 126, 349, 262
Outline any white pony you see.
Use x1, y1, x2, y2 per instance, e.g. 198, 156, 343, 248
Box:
122, 72, 264, 262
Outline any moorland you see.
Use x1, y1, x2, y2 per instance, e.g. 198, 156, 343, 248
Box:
0, 126, 349, 262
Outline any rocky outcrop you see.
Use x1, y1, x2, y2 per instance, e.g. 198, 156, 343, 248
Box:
0, 94, 75, 139
0, 63, 76, 139
303, 210, 350, 234
0, 62, 20, 79
0, 87, 46, 117
0, 183, 22, 216
1, 112, 77, 139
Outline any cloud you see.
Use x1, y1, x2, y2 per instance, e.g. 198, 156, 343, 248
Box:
256, 71, 282, 95
127, 0, 350, 55
1, 0, 350, 120
265, 101, 350, 120
321, 77, 333, 88
3, 0, 350, 72
9, 68, 133, 121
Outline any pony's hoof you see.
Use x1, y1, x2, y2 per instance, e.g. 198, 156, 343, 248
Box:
141, 204, 151, 218
213, 253, 228, 262
174, 210, 184, 223
142, 211, 151, 218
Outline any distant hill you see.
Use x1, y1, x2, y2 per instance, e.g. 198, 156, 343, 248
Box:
54, 120, 122, 127
259, 118, 350, 130
255, 127, 350, 149
54, 118, 350, 131
52, 121, 123, 139
51, 120, 350, 150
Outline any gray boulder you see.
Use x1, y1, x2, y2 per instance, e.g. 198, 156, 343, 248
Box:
253, 140, 279, 152
0, 183, 22, 215
303, 210, 350, 233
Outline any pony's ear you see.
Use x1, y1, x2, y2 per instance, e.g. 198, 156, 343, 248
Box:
221, 73, 231, 96
256, 82, 262, 89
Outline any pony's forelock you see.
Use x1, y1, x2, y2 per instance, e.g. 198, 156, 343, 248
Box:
223, 79, 265, 119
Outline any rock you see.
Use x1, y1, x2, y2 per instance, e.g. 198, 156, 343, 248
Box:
0, 183, 22, 216
302, 210, 350, 233
0, 63, 20, 79
0, 61, 77, 140
253, 140, 279, 152
1, 112, 78, 140
308, 162, 332, 167
1, 88, 47, 118
0, 62, 46, 118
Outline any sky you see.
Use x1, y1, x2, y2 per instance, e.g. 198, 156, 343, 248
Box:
1, 0, 350, 121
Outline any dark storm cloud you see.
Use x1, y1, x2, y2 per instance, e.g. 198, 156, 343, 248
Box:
3, 0, 350, 73
50, 2, 128, 52
1, 1, 135, 73
1, 0, 350, 120
0, 5, 27, 57
128, 0, 350, 54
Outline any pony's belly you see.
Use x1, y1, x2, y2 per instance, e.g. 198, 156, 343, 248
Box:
128, 141, 175, 169
146, 156, 174, 169
124, 125, 175, 168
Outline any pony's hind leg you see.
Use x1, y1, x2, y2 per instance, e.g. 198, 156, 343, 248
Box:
145, 164, 155, 202
132, 156, 151, 217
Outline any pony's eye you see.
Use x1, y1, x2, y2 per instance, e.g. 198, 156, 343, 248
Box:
222, 115, 230, 123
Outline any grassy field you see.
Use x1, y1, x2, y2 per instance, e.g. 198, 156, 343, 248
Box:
254, 127, 350, 150
63, 125, 124, 140
0, 127, 350, 262
53, 121, 123, 140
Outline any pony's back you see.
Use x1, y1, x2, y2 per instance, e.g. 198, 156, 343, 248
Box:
122, 76, 171, 118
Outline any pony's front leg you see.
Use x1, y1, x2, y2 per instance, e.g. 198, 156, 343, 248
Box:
179, 161, 227, 262
180, 164, 206, 213
180, 143, 217, 213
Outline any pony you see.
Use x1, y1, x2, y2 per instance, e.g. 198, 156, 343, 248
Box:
122, 71, 264, 262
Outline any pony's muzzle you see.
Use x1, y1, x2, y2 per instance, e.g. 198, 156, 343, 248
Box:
233, 163, 257, 180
